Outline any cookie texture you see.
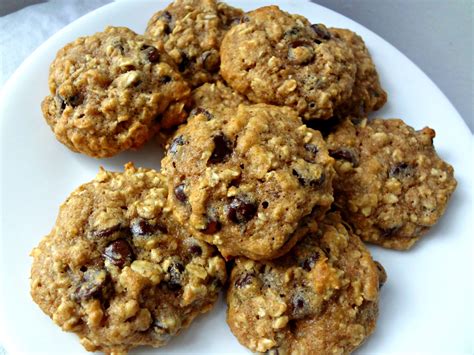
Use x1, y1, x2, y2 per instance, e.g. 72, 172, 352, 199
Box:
162, 103, 335, 260
220, 6, 356, 120
145, 0, 243, 87
30, 164, 226, 353
326, 118, 457, 249
330, 28, 387, 118
41, 26, 191, 158
192, 80, 249, 114
227, 212, 384, 354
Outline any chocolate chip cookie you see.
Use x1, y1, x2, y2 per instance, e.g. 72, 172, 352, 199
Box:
326, 118, 457, 250
220, 6, 357, 120
330, 28, 387, 118
30, 164, 226, 353
41, 26, 191, 158
162, 103, 335, 260
145, 0, 243, 87
192, 80, 249, 115
226, 212, 385, 354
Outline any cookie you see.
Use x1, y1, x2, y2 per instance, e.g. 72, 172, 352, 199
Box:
41, 26, 191, 158
330, 28, 387, 118
326, 118, 457, 250
162, 103, 335, 260
220, 6, 357, 120
145, 0, 243, 87
30, 164, 226, 353
226, 212, 385, 354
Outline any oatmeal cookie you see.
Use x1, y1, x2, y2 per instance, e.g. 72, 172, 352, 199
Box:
145, 0, 243, 87
42, 26, 191, 158
326, 118, 457, 250
30, 164, 226, 353
330, 28, 387, 118
226, 212, 385, 354
220, 6, 356, 120
192, 80, 249, 114
162, 103, 335, 260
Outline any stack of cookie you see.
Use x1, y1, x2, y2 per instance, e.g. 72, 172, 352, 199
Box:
31, 1, 457, 354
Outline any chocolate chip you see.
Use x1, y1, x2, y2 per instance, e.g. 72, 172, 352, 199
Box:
174, 183, 187, 202
234, 273, 253, 288
167, 262, 185, 291
389, 163, 414, 179
142, 45, 160, 63
56, 95, 66, 112
58, 94, 82, 108
160, 75, 171, 84
93, 224, 121, 238
208, 133, 233, 164
74, 269, 109, 300
178, 53, 190, 72
227, 197, 257, 224
103, 239, 133, 268
292, 169, 326, 188
262, 201, 269, 209
374, 261, 387, 288
169, 135, 185, 155
300, 252, 319, 271
190, 107, 213, 120
189, 244, 202, 256
130, 218, 156, 237
199, 218, 221, 235
304, 143, 319, 155
240, 15, 250, 23
160, 10, 172, 23
380, 226, 400, 238
311, 24, 331, 40
201, 50, 220, 72
329, 148, 359, 166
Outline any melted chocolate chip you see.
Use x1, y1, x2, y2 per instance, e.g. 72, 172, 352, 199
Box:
189, 244, 202, 256
93, 224, 122, 238
167, 262, 185, 291
201, 50, 220, 72
160, 75, 172, 84
304, 143, 319, 155
292, 169, 326, 187
262, 201, 269, 209
227, 197, 257, 224
380, 226, 401, 238
389, 163, 414, 179
311, 24, 331, 40
329, 148, 359, 166
174, 183, 187, 202
190, 107, 213, 120
178, 53, 190, 72
208, 133, 233, 164
200, 218, 221, 235
234, 273, 254, 288
300, 252, 319, 271
142, 45, 160, 63
56, 95, 66, 112
74, 269, 109, 300
130, 218, 156, 237
103, 239, 133, 267
169, 135, 185, 155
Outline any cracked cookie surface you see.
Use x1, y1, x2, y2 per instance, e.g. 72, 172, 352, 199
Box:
326, 118, 457, 249
30, 164, 226, 354
146, 0, 243, 87
220, 6, 356, 120
162, 103, 335, 260
226, 212, 385, 354
42, 26, 191, 158
330, 28, 387, 118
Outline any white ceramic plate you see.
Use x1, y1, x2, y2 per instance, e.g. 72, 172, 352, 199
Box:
0, 0, 472, 354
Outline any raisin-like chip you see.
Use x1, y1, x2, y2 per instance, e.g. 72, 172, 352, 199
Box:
167, 262, 185, 291
93, 224, 121, 238
380, 226, 400, 238
201, 49, 220, 72
389, 163, 414, 179
103, 239, 133, 267
300, 252, 319, 271
311, 24, 331, 40
130, 218, 156, 237
74, 269, 109, 300
189, 244, 202, 256
190, 107, 213, 120
141, 45, 160, 63
208, 133, 233, 164
178, 53, 190, 72
227, 197, 257, 224
200, 218, 221, 235
234, 273, 254, 288
160, 75, 171, 84
174, 183, 187, 202
169, 135, 185, 155
329, 148, 359, 166
292, 169, 326, 187
304, 143, 319, 155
